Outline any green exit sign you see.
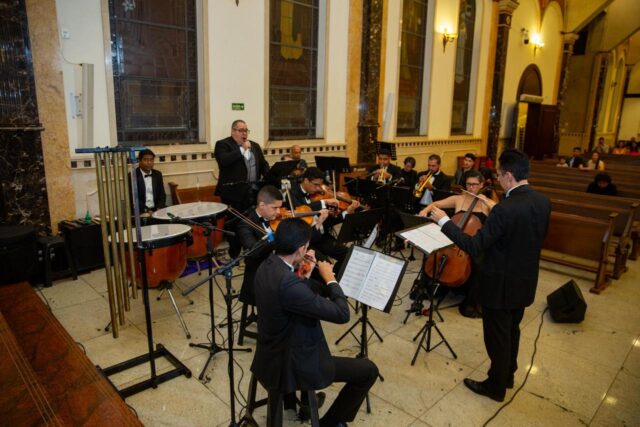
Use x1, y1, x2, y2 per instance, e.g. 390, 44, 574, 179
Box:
232, 103, 245, 111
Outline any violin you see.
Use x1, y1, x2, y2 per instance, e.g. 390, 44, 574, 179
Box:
269, 205, 323, 231
424, 195, 483, 287
310, 186, 359, 212
295, 254, 332, 278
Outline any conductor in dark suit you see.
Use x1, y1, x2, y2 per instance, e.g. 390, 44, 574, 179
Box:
214, 120, 270, 257
252, 218, 378, 427
431, 149, 551, 402
134, 149, 166, 213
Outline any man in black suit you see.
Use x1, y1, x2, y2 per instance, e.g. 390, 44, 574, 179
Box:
286, 167, 355, 269
567, 147, 586, 168
134, 149, 166, 213
416, 154, 452, 210
252, 218, 379, 427
368, 148, 401, 184
214, 120, 270, 257
431, 149, 551, 402
453, 152, 476, 186
236, 185, 282, 306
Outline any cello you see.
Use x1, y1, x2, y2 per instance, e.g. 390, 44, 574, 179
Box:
424, 196, 483, 287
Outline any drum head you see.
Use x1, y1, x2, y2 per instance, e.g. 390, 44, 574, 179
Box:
153, 202, 228, 220
121, 224, 191, 249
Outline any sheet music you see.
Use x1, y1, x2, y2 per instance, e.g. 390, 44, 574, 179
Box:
339, 246, 406, 312
399, 223, 454, 254
364, 224, 378, 249
359, 254, 406, 311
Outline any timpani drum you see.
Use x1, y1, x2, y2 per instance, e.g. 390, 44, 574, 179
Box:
153, 202, 227, 259
125, 224, 192, 288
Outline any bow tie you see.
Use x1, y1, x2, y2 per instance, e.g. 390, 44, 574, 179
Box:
259, 217, 270, 227
144, 173, 152, 178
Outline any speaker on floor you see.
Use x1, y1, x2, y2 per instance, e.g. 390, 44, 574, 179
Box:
546, 280, 587, 323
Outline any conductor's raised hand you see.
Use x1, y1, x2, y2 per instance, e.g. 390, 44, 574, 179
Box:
430, 206, 448, 223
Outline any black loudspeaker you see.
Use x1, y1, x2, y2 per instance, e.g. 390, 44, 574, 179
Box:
547, 280, 587, 323
58, 220, 104, 272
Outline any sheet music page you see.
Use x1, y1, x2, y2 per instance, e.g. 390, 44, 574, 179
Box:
364, 225, 378, 249
359, 253, 406, 311
339, 247, 375, 299
400, 223, 454, 254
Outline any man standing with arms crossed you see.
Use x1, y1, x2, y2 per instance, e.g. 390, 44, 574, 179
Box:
430, 149, 551, 402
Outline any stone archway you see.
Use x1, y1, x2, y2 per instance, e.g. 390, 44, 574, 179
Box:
517, 64, 543, 100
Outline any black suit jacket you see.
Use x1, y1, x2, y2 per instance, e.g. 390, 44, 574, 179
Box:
288, 183, 323, 211
417, 170, 451, 202
251, 254, 349, 393
214, 136, 269, 203
237, 209, 274, 305
441, 185, 550, 310
134, 168, 166, 211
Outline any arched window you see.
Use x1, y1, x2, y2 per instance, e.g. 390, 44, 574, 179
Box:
397, 0, 429, 136
269, 0, 321, 140
451, 0, 475, 134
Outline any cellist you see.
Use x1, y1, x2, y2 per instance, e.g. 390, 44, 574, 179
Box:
418, 170, 496, 317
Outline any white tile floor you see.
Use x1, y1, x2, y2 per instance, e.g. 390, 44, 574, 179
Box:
39, 250, 640, 427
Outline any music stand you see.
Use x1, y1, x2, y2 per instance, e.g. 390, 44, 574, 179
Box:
336, 208, 383, 245
263, 160, 299, 184
390, 186, 415, 214
335, 245, 408, 413
395, 223, 458, 365
345, 178, 379, 205
314, 156, 351, 174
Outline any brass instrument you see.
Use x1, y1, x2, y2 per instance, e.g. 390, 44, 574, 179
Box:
377, 166, 387, 183
414, 171, 434, 198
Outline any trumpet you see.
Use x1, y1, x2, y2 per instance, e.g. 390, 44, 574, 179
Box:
414, 171, 434, 198
377, 166, 387, 183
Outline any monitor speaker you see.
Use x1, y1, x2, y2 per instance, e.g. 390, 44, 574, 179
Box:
546, 280, 587, 323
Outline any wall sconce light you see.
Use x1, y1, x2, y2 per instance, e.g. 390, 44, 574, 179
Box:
441, 27, 457, 52
531, 33, 544, 56
521, 28, 530, 45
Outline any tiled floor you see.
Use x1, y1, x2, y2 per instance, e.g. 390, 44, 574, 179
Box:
39, 251, 640, 426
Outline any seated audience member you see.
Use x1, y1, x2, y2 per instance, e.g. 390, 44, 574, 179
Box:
594, 137, 610, 154
567, 147, 586, 168
611, 141, 628, 155
580, 152, 605, 171
628, 139, 639, 156
586, 173, 617, 196
556, 156, 569, 167
251, 218, 379, 427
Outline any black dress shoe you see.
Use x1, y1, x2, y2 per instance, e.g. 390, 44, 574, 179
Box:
463, 378, 505, 402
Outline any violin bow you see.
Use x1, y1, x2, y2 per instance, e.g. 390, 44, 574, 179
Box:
228, 207, 266, 235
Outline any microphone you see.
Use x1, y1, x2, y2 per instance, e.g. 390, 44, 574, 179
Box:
391, 177, 405, 186
363, 170, 379, 179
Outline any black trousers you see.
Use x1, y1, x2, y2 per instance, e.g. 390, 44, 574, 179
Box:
481, 306, 525, 394
321, 356, 378, 424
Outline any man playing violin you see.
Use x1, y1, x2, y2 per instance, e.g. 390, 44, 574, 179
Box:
236, 185, 283, 307
430, 149, 551, 403
251, 218, 379, 427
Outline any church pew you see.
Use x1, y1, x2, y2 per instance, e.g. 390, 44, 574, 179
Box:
536, 158, 640, 174
550, 198, 632, 279
533, 185, 640, 261
542, 211, 616, 294
528, 176, 640, 199
530, 162, 640, 184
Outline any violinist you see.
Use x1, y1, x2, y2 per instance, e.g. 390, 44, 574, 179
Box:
251, 218, 379, 426
415, 154, 452, 210
236, 185, 283, 307
430, 149, 551, 403
419, 170, 495, 317
287, 167, 353, 270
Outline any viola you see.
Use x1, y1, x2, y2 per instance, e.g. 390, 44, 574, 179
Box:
424, 196, 483, 287
269, 205, 322, 231
310, 186, 362, 213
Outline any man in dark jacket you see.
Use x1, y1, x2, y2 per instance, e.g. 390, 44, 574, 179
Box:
214, 120, 270, 257
431, 149, 551, 402
134, 149, 166, 213
252, 218, 378, 427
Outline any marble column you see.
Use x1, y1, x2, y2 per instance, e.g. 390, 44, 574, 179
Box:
357, 0, 384, 164
487, 0, 519, 161
25, 0, 75, 233
553, 33, 579, 154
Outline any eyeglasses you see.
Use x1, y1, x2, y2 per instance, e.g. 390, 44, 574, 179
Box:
233, 128, 250, 133
466, 183, 481, 187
